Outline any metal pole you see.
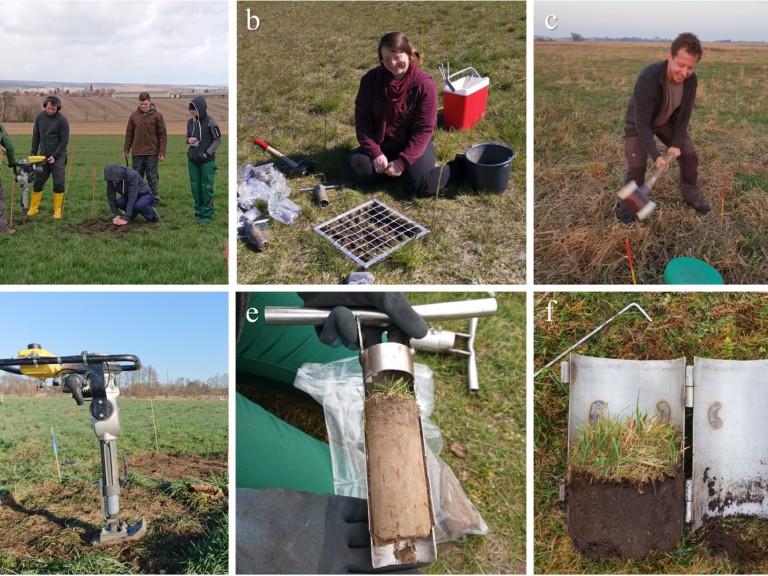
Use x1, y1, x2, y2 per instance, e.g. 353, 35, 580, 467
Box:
533, 302, 653, 379
265, 298, 498, 326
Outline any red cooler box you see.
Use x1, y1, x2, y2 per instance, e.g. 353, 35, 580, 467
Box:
442, 67, 489, 131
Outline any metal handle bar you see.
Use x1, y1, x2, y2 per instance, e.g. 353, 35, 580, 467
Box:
0, 353, 141, 371
447, 67, 481, 81
265, 298, 497, 326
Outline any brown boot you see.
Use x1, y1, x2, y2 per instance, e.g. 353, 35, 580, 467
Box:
686, 198, 711, 215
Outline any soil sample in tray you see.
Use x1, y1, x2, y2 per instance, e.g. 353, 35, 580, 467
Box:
364, 391, 433, 546
566, 415, 685, 559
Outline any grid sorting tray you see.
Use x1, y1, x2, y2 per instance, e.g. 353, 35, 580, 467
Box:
314, 198, 430, 268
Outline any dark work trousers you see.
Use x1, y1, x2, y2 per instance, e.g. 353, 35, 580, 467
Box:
346, 139, 450, 198
116, 193, 158, 222
618, 122, 701, 220
132, 155, 160, 201
33, 155, 66, 193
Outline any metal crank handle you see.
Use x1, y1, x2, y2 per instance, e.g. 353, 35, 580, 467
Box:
467, 317, 479, 393
265, 297, 498, 326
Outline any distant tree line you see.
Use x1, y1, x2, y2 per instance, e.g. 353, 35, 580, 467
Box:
0, 88, 122, 123
0, 363, 228, 399
535, 36, 760, 44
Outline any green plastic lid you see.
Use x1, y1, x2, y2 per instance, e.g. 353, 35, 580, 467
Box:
664, 257, 724, 285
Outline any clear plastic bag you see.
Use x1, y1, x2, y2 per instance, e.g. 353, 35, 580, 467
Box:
237, 162, 293, 223
293, 356, 489, 543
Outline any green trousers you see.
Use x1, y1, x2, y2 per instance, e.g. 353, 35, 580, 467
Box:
237, 292, 356, 493
188, 160, 216, 222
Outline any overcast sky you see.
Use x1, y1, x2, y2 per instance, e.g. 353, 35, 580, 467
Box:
1, 1, 227, 86
534, 1, 768, 42
0, 292, 228, 384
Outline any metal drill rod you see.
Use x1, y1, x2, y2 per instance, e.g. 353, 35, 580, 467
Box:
264, 297, 498, 326
533, 302, 653, 379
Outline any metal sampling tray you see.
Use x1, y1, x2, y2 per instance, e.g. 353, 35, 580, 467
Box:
314, 198, 429, 268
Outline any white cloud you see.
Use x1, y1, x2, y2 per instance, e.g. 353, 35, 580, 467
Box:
0, 0, 227, 86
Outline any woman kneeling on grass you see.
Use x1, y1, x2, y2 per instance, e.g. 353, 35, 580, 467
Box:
347, 31, 464, 198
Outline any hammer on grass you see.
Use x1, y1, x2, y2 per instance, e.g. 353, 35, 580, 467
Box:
253, 137, 314, 177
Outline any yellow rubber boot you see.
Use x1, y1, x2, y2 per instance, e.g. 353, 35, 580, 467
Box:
53, 193, 64, 219
28, 191, 42, 216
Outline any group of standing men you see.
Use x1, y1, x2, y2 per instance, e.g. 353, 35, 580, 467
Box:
0, 91, 221, 235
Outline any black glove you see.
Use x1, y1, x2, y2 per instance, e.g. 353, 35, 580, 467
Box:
236, 488, 373, 574
298, 293, 428, 350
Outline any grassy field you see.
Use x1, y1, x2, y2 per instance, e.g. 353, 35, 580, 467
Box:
534, 41, 768, 284
237, 291, 526, 573
237, 2, 526, 285
0, 396, 228, 574
534, 292, 768, 573
0, 133, 228, 284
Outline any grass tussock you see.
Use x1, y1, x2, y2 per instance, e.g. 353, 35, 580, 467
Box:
535, 41, 768, 284
569, 411, 683, 485
369, 376, 414, 398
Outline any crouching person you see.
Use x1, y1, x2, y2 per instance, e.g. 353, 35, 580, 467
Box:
104, 163, 160, 226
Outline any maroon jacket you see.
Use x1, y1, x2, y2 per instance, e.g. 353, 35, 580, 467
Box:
354, 64, 437, 169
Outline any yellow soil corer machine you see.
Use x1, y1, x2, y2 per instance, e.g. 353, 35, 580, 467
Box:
12, 156, 46, 221
0, 345, 147, 545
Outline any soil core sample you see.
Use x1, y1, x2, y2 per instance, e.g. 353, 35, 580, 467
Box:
364, 391, 433, 547
567, 463, 685, 559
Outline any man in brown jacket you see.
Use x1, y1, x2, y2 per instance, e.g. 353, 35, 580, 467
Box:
123, 92, 167, 206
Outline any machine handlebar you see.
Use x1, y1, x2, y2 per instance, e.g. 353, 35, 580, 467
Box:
0, 353, 141, 374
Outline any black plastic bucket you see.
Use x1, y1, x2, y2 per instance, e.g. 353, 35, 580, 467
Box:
465, 143, 515, 194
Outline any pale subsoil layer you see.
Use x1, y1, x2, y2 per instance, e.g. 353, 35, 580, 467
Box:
365, 393, 433, 546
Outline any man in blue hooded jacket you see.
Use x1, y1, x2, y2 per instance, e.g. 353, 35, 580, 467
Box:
186, 95, 221, 223
104, 163, 160, 226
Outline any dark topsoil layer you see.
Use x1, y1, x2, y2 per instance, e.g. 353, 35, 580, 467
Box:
567, 463, 685, 560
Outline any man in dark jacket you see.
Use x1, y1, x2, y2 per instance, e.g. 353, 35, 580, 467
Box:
186, 95, 221, 223
123, 91, 167, 206
618, 32, 710, 224
104, 163, 160, 226
30, 95, 69, 219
